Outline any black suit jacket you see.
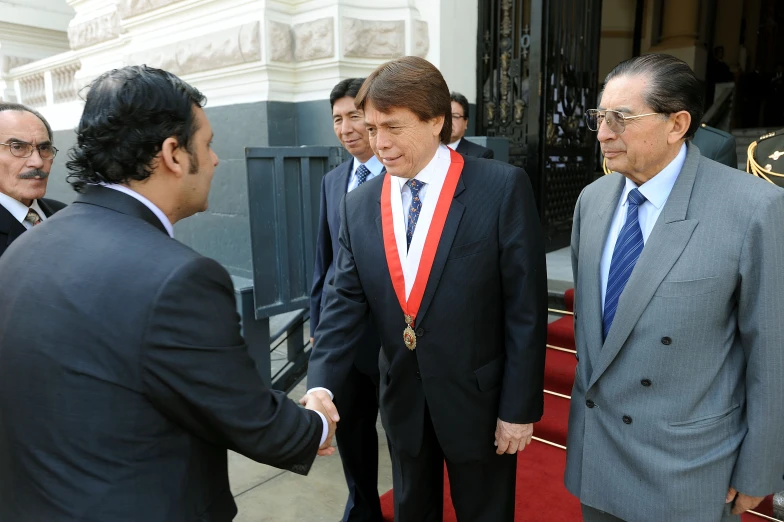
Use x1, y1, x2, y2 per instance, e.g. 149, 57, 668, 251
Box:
455, 137, 494, 159
308, 154, 547, 463
0, 197, 65, 257
309, 159, 381, 377
0, 186, 321, 522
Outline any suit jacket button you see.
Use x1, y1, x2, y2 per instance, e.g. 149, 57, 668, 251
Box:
586, 399, 595, 408
661, 337, 672, 345
415, 371, 421, 380
623, 415, 632, 424
641, 379, 652, 387
575, 351, 579, 361
415, 327, 424, 337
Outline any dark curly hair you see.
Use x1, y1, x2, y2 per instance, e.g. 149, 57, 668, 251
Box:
67, 65, 206, 192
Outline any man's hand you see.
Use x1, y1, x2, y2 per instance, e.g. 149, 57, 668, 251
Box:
726, 487, 765, 515
309, 337, 314, 347
300, 390, 340, 456
494, 419, 533, 455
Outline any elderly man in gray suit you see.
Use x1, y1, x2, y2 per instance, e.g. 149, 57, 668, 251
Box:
566, 53, 784, 522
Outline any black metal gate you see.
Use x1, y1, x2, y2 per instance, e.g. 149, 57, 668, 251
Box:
477, 0, 602, 250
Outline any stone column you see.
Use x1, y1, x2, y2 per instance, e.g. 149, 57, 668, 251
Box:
648, 0, 707, 79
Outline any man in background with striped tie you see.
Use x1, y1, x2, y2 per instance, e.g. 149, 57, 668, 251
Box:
309, 78, 385, 522
0, 103, 65, 257
566, 54, 784, 521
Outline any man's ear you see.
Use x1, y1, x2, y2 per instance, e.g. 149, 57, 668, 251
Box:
668, 110, 691, 144
160, 137, 186, 177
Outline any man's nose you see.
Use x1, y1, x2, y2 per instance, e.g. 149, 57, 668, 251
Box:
596, 118, 616, 142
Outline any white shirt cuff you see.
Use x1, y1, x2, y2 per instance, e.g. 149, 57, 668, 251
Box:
314, 411, 329, 446
306, 387, 334, 400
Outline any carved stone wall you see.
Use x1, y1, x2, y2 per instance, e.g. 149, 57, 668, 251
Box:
293, 18, 334, 61
121, 0, 186, 18
342, 18, 404, 58
268, 21, 294, 62
413, 19, 429, 58
131, 22, 261, 76
67, 12, 121, 50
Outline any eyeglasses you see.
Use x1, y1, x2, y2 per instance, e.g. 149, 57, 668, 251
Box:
585, 109, 661, 134
0, 141, 58, 160
451, 113, 467, 120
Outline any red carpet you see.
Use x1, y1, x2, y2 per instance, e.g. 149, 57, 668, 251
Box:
379, 288, 778, 521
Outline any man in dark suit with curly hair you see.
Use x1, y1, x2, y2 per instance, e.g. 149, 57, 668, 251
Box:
0, 66, 337, 522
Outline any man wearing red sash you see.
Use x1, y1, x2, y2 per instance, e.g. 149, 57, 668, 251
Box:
306, 56, 547, 521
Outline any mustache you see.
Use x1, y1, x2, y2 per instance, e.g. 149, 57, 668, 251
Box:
18, 169, 49, 180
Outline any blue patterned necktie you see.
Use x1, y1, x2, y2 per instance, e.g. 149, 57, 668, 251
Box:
406, 179, 425, 250
355, 164, 371, 188
603, 188, 646, 341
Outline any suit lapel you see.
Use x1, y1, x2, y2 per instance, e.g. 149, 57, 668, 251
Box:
588, 144, 701, 388
38, 198, 55, 217
581, 174, 625, 366
373, 175, 466, 326
0, 204, 26, 248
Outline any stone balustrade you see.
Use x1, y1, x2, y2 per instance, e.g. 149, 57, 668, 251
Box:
3, 52, 81, 108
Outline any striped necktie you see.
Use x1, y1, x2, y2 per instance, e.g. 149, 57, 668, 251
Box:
603, 188, 646, 341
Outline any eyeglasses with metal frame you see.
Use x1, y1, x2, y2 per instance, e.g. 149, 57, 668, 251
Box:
0, 141, 58, 160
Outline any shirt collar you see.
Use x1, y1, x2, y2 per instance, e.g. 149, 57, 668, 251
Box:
0, 191, 39, 224
448, 138, 461, 150
621, 143, 687, 209
393, 144, 451, 191
352, 155, 385, 177
101, 184, 174, 237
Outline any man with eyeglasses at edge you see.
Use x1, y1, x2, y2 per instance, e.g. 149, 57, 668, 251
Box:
0, 103, 65, 258
447, 92, 494, 159
565, 53, 784, 522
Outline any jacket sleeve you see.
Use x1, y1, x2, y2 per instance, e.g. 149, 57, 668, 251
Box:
497, 168, 548, 424
306, 194, 370, 397
730, 189, 784, 496
142, 256, 321, 475
309, 175, 332, 337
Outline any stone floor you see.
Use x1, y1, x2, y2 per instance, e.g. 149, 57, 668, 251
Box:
228, 247, 574, 521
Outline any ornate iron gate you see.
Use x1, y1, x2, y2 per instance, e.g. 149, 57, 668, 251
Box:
478, 0, 602, 249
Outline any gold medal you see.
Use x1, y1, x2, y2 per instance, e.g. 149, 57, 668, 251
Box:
403, 315, 417, 350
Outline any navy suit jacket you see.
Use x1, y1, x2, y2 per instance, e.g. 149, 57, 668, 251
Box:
309, 159, 381, 378
455, 138, 494, 159
308, 154, 547, 463
0, 197, 65, 258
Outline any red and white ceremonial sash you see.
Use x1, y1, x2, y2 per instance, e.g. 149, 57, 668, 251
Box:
380, 148, 464, 350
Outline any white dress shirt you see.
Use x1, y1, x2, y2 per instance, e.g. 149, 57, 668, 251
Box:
447, 138, 462, 151
346, 155, 384, 193
0, 192, 49, 229
600, 143, 687, 308
390, 144, 451, 299
102, 184, 174, 238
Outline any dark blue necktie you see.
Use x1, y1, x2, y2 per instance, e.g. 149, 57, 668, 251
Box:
406, 179, 425, 250
603, 188, 646, 341
355, 164, 371, 188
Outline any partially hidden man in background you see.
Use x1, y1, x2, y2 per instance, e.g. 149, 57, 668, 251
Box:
447, 91, 494, 159
0, 65, 336, 522
309, 77, 385, 522
306, 56, 547, 522
0, 103, 65, 258
566, 54, 784, 522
